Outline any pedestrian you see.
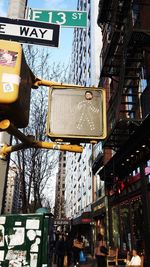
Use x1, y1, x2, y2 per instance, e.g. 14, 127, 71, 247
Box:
65, 233, 74, 266
93, 233, 107, 267
55, 234, 69, 267
126, 248, 141, 266
72, 235, 84, 267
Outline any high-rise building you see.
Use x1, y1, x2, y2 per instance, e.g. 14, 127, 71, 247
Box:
54, 152, 66, 219
65, 0, 103, 247
70, 0, 101, 87
65, 144, 93, 219
3, 165, 22, 214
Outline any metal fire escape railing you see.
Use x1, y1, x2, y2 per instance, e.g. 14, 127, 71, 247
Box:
99, 0, 132, 78
99, 0, 150, 151
99, 0, 123, 78
97, 0, 112, 25
115, 10, 141, 119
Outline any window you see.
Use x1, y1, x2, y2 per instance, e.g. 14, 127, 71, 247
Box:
112, 206, 120, 248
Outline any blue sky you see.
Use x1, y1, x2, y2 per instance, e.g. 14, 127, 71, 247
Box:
0, 0, 78, 64
28, 0, 77, 10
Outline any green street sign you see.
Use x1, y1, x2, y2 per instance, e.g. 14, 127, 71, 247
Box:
28, 9, 87, 28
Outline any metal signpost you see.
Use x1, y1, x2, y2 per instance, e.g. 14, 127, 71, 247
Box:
0, 0, 28, 214
0, 16, 60, 47
28, 9, 87, 27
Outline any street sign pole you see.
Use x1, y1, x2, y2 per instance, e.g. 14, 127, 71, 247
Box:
0, 133, 11, 213
8, 0, 28, 19
0, 0, 28, 214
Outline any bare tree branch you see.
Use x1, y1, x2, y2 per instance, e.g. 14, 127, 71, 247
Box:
8, 46, 69, 213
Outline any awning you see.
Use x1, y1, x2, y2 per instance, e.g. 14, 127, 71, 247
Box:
92, 152, 103, 174
98, 114, 150, 181
92, 197, 106, 218
72, 212, 92, 225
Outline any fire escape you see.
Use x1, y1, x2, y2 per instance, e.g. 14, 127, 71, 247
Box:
93, 0, 150, 180
96, 2, 150, 261
98, 0, 150, 152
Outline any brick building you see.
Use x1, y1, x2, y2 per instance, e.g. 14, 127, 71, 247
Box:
93, 0, 150, 265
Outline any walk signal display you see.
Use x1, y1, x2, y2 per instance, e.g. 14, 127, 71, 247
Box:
46, 87, 107, 143
0, 40, 35, 128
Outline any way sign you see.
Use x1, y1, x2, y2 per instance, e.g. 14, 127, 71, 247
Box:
28, 9, 87, 28
0, 17, 60, 47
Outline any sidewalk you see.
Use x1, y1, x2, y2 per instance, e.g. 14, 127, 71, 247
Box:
52, 255, 96, 267
79, 255, 96, 267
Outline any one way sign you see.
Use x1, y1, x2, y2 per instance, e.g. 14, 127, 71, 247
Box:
0, 17, 60, 47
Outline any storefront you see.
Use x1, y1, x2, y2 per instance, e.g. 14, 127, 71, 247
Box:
111, 194, 144, 252
97, 115, 150, 264
92, 197, 107, 244
72, 212, 93, 254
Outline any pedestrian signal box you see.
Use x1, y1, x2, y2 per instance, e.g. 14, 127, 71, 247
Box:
46, 87, 107, 143
0, 40, 35, 128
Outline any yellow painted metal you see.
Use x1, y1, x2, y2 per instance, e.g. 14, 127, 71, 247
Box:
33, 78, 83, 88
0, 119, 10, 130
0, 143, 27, 160
32, 141, 83, 152
0, 40, 22, 104
0, 142, 83, 158
0, 144, 11, 158
0, 141, 83, 159
0, 119, 33, 144
0, 40, 35, 128
0, 120, 83, 156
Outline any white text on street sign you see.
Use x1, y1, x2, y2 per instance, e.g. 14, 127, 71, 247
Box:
28, 9, 87, 28
0, 17, 60, 47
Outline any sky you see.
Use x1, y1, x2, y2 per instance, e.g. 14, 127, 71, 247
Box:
0, 0, 78, 64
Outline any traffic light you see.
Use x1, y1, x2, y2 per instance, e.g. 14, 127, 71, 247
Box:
46, 87, 107, 143
0, 40, 35, 128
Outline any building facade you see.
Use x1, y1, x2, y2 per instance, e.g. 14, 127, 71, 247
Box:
54, 151, 66, 219
65, 144, 93, 219
65, 0, 104, 252
93, 0, 150, 265
70, 0, 101, 87
3, 165, 22, 214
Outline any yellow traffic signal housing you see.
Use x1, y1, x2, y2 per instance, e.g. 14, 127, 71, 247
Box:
0, 40, 35, 128
46, 87, 107, 143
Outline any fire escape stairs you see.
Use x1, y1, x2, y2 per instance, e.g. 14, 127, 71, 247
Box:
103, 50, 143, 151
105, 52, 142, 150
99, 0, 125, 77
99, 1, 150, 151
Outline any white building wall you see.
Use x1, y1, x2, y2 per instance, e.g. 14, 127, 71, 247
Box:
65, 0, 102, 219
55, 152, 66, 218
90, 1, 102, 86
3, 166, 20, 214
70, 0, 101, 87
4, 176, 15, 214
65, 0, 102, 220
